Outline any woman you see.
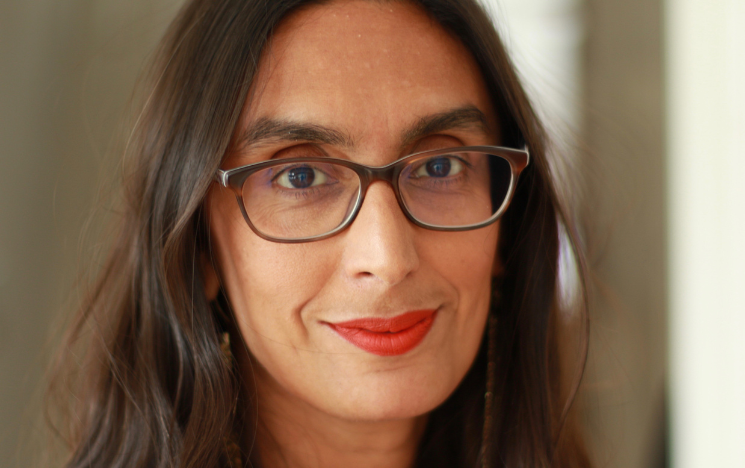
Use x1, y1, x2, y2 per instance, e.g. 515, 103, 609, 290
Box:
49, 0, 590, 467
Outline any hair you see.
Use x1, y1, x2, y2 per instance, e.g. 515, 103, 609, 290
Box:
47, 0, 591, 467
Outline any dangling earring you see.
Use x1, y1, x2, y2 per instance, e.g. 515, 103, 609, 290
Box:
220, 331, 243, 468
220, 331, 234, 366
481, 274, 501, 468
480, 312, 497, 468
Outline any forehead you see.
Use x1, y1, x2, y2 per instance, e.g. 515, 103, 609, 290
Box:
241, 0, 497, 157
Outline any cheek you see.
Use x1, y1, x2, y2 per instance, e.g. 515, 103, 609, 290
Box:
421, 223, 498, 355
207, 190, 338, 341
223, 243, 337, 337
421, 224, 498, 302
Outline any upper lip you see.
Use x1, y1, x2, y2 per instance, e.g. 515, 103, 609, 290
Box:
326, 309, 437, 333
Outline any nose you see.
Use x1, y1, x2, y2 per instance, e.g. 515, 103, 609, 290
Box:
340, 181, 420, 286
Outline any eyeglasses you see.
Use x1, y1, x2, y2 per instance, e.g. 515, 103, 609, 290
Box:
215, 145, 529, 243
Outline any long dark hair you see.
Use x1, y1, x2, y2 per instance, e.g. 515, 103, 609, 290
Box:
48, 0, 590, 466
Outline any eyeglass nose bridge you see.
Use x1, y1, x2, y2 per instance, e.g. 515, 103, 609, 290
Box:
342, 161, 414, 233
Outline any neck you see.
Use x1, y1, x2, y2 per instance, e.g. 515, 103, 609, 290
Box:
247, 365, 427, 468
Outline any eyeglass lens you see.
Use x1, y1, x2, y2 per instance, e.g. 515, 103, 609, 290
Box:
241, 151, 512, 240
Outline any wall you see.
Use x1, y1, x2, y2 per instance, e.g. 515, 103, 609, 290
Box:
581, 0, 668, 466
667, 0, 745, 465
0, 1, 183, 466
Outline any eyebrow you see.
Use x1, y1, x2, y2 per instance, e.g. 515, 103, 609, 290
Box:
401, 105, 490, 147
236, 105, 491, 153
236, 117, 355, 150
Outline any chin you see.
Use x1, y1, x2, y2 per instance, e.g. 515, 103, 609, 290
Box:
323, 366, 460, 422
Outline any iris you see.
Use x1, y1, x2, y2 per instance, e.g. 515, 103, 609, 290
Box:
426, 157, 452, 177
287, 166, 315, 188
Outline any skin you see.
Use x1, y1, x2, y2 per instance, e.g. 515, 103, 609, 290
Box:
205, 2, 501, 467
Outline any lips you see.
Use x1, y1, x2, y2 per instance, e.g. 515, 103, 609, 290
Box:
327, 310, 437, 356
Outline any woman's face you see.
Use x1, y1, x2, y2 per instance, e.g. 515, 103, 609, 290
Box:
207, 0, 500, 421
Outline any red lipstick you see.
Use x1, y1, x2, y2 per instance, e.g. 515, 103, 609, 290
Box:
327, 310, 436, 356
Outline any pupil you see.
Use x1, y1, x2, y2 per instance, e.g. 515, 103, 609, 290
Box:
426, 158, 451, 177
288, 166, 315, 188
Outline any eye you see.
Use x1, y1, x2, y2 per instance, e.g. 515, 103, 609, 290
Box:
414, 156, 465, 178
275, 165, 329, 189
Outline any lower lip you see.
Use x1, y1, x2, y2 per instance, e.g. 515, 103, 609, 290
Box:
327, 310, 437, 356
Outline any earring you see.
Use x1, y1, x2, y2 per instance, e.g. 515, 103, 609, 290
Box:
220, 331, 234, 366
220, 331, 243, 468
480, 311, 497, 468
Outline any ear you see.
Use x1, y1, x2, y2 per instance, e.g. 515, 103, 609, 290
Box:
202, 251, 220, 301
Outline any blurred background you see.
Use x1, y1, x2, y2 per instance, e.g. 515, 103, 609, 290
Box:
0, 0, 742, 467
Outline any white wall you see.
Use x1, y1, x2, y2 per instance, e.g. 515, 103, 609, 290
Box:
482, 0, 582, 131
667, 0, 745, 466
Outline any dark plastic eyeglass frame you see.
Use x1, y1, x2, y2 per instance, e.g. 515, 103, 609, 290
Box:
214, 145, 530, 243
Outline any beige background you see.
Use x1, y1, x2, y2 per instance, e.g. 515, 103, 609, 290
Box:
0, 0, 667, 467
581, 0, 666, 465
0, 1, 183, 465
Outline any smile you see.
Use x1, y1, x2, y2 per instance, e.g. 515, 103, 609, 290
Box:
326, 310, 437, 356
